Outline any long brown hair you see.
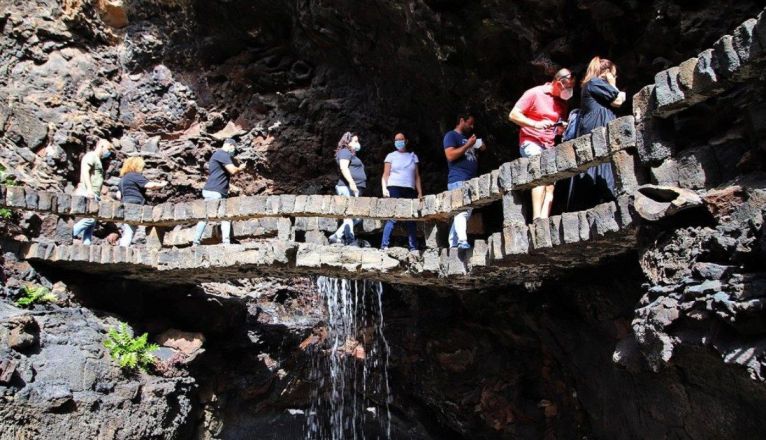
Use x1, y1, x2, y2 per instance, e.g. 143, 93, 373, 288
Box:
581, 57, 615, 86
335, 131, 356, 155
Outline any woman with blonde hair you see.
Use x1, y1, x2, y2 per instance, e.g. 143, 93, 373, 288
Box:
117, 156, 167, 247
566, 56, 626, 211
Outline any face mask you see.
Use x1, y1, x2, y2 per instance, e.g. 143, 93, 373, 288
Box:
349, 140, 361, 151
560, 87, 573, 101
394, 140, 406, 150
101, 150, 112, 159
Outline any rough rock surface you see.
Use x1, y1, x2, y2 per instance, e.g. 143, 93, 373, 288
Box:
1, 0, 766, 439
0, 258, 195, 439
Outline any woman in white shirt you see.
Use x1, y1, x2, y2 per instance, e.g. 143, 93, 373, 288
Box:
380, 133, 423, 250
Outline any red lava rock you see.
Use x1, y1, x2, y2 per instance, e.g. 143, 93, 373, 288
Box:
156, 328, 205, 355
703, 186, 746, 218
96, 0, 129, 29
0, 359, 18, 383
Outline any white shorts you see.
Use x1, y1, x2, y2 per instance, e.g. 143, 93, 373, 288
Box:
520, 140, 544, 158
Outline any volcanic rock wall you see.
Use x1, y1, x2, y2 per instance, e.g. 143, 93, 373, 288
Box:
1, 1, 766, 439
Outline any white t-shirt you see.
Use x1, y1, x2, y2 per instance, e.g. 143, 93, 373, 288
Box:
384, 151, 419, 189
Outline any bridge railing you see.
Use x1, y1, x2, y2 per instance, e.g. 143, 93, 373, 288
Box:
0, 115, 638, 227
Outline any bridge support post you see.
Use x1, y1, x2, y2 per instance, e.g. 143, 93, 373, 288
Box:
611, 149, 642, 196
502, 191, 526, 226
145, 226, 164, 250
278, 217, 294, 241
423, 222, 446, 249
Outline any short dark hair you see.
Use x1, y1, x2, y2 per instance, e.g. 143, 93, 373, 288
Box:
456, 110, 475, 125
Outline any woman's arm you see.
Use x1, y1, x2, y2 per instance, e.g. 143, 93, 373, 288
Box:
415, 165, 423, 198
381, 162, 391, 197
338, 159, 358, 195
145, 181, 167, 190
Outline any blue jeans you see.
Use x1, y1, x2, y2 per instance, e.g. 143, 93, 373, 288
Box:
194, 190, 231, 244
381, 186, 418, 250
331, 185, 362, 243
72, 194, 99, 245
73, 218, 96, 245
447, 181, 472, 247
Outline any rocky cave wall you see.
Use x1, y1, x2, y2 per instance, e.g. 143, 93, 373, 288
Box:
1, 0, 766, 439
2, 0, 763, 196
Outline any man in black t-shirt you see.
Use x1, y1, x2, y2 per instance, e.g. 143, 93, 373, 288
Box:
193, 139, 246, 245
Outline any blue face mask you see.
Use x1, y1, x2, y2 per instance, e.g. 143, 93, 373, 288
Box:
394, 140, 406, 150
101, 151, 112, 159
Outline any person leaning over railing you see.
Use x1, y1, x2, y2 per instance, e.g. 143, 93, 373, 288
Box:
328, 132, 367, 245
564, 57, 627, 212
117, 156, 167, 247
72, 139, 113, 245
509, 69, 574, 219
193, 138, 246, 246
380, 132, 423, 251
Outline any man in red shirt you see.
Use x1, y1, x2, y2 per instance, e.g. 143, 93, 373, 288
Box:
509, 69, 574, 219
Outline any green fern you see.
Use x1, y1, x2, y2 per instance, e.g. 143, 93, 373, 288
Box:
104, 323, 159, 372
0, 207, 11, 219
15, 284, 57, 308
0, 164, 16, 186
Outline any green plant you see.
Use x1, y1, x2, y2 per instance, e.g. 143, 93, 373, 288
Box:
0, 164, 16, 186
104, 323, 159, 372
15, 284, 57, 308
0, 207, 11, 219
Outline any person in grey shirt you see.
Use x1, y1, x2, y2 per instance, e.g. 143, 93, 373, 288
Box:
329, 132, 366, 245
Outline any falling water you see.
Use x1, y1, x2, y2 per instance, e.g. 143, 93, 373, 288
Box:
306, 277, 392, 440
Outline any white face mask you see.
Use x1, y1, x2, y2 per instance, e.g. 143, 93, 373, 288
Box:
560, 87, 574, 100
349, 140, 361, 151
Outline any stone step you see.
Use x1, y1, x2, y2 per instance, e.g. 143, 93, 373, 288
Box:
6, 200, 638, 289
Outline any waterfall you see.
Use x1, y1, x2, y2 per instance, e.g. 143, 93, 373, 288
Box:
306, 277, 392, 440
